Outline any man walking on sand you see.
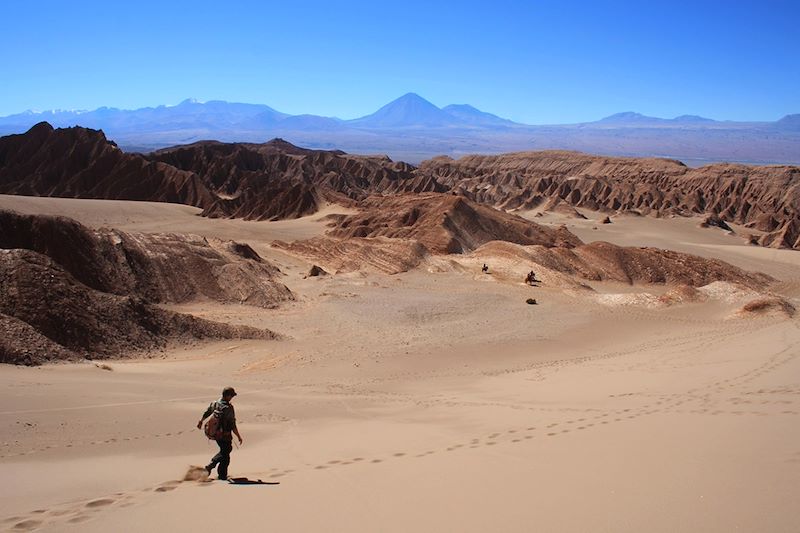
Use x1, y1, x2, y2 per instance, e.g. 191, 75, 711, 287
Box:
197, 386, 243, 480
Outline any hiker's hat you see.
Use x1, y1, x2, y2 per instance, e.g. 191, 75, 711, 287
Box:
222, 386, 237, 397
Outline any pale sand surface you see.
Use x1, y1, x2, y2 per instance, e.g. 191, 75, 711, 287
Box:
1, 195, 799, 532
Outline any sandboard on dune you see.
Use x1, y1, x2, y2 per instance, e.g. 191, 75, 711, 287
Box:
227, 477, 280, 485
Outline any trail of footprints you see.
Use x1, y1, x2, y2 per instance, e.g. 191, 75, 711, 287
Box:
3, 493, 135, 531
7, 393, 797, 532
0, 430, 189, 459
0, 400, 661, 531
6, 327, 798, 530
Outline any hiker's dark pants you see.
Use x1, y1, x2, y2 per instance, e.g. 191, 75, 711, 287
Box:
208, 439, 233, 478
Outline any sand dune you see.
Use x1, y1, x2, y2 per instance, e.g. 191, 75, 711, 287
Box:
1, 193, 798, 532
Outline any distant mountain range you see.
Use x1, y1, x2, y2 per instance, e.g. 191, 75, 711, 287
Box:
1, 93, 798, 164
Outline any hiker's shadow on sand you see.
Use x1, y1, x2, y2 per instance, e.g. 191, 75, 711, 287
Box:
228, 477, 280, 485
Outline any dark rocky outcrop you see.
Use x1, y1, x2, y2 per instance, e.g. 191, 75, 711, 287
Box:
0, 122, 212, 206
275, 194, 583, 274
324, 193, 582, 254
0, 210, 294, 308
0, 250, 278, 365
1, 125, 797, 249
417, 151, 800, 249
0, 209, 294, 364
149, 139, 440, 220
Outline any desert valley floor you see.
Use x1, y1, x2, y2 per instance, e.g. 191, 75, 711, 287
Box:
1, 194, 799, 532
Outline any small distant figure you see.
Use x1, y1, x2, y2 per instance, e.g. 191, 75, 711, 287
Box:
198, 386, 243, 481
482, 263, 489, 273
525, 270, 539, 285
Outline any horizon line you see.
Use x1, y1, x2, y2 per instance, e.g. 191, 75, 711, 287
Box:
3, 94, 797, 126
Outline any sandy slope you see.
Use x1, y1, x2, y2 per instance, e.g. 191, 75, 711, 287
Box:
1, 196, 799, 532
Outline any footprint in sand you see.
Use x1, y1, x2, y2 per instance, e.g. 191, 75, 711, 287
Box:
68, 514, 91, 523
155, 481, 179, 492
85, 499, 115, 509
11, 519, 43, 531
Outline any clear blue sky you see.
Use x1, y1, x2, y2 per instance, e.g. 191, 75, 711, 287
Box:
1, 0, 797, 123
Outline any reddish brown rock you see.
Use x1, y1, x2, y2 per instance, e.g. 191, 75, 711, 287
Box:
150, 139, 439, 220
735, 297, 796, 318
0, 210, 294, 308
0, 123, 212, 206
418, 151, 800, 249
0, 249, 278, 365
324, 193, 582, 255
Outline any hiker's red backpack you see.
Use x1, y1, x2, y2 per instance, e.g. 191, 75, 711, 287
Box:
203, 403, 225, 440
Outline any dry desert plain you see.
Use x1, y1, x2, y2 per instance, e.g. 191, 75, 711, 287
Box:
1, 194, 800, 532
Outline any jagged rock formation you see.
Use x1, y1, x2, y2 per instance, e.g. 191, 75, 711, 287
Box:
0, 210, 294, 308
0, 123, 212, 206
149, 139, 440, 220
418, 151, 800, 249
541, 197, 587, 219
274, 194, 769, 290
0, 249, 277, 365
0, 124, 442, 221
323, 193, 582, 254
1, 125, 798, 249
274, 193, 582, 273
